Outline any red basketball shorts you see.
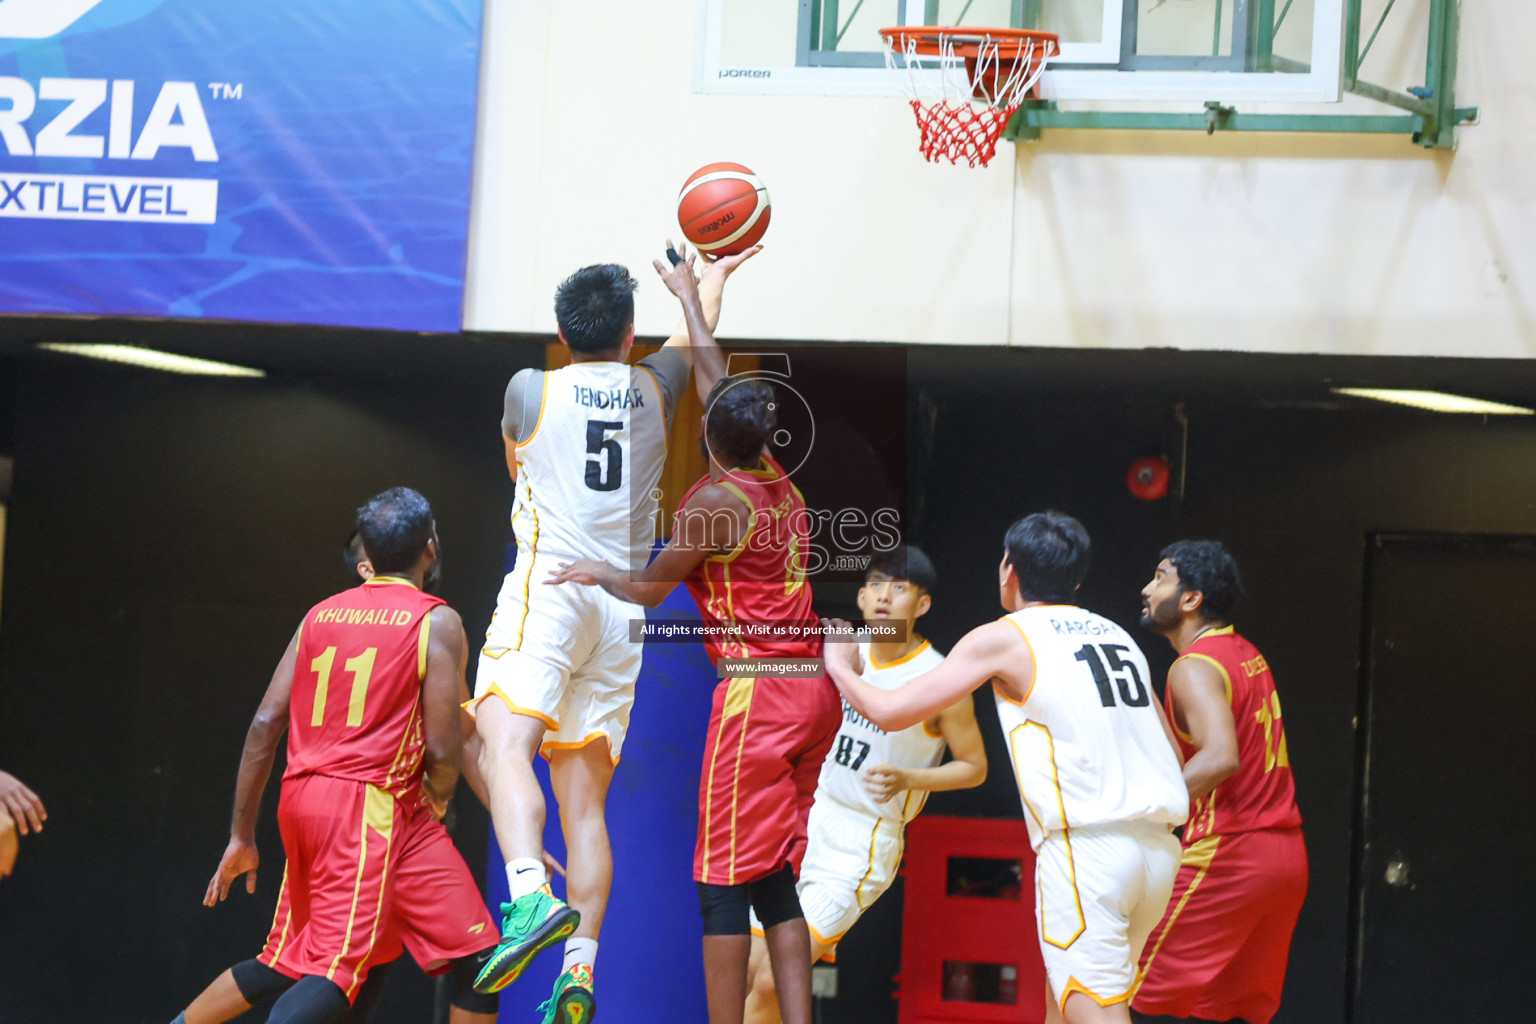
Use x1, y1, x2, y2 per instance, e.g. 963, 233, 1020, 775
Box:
1133, 827, 1308, 1024
694, 674, 841, 887
258, 773, 497, 1001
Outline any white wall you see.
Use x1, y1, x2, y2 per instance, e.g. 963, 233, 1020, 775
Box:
465, 0, 1535, 358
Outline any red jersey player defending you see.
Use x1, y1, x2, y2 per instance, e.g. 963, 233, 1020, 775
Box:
1133, 541, 1307, 1024
202, 489, 499, 1024
549, 376, 841, 1024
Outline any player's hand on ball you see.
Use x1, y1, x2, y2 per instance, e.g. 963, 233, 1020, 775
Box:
205, 835, 260, 907
0, 770, 46, 835
653, 240, 701, 301
703, 243, 764, 276
546, 559, 605, 587
862, 765, 908, 803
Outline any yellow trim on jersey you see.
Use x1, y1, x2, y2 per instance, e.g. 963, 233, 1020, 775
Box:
997, 617, 1038, 706
540, 732, 621, 766
514, 371, 550, 449
867, 640, 932, 672
264, 863, 294, 965
707, 481, 757, 564
1059, 976, 1135, 1012
854, 818, 884, 911
347, 785, 398, 998
701, 676, 753, 883
327, 785, 396, 986
383, 701, 416, 794
1029, 722, 1086, 950
468, 684, 559, 730
1137, 834, 1222, 987
921, 717, 944, 739
1006, 723, 1050, 838
722, 561, 747, 659
364, 575, 418, 588
416, 612, 432, 682
1203, 624, 1235, 637
726, 677, 755, 884
737, 460, 779, 480
513, 481, 541, 650
1178, 652, 1234, 704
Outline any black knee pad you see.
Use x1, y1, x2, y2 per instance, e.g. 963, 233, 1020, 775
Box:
265, 975, 350, 1024
697, 880, 752, 936
230, 958, 294, 1005
748, 864, 803, 930
449, 950, 500, 1015
338, 960, 393, 1024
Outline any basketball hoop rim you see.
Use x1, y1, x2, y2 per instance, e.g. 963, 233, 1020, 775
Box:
878, 26, 1061, 62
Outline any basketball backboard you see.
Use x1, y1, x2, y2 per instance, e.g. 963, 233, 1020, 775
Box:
697, 0, 1344, 103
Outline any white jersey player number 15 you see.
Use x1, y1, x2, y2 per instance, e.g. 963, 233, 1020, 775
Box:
996, 604, 1186, 851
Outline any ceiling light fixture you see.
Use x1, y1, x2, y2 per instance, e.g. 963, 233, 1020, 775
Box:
38, 343, 265, 378
1330, 387, 1532, 416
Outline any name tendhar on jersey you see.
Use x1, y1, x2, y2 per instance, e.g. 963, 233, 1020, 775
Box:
572, 384, 644, 411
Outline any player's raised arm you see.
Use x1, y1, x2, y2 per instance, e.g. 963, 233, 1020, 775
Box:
1167, 653, 1240, 800
544, 480, 750, 607
206, 624, 301, 906
827, 619, 1028, 734
420, 605, 469, 816
655, 241, 762, 399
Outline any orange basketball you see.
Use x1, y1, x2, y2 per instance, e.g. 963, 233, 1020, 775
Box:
677, 162, 771, 258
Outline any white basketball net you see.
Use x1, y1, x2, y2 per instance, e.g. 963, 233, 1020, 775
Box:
884, 32, 1052, 167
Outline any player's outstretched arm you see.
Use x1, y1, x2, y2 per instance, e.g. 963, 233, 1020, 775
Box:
828, 619, 1027, 734
1167, 655, 1239, 800
421, 606, 469, 817
861, 693, 988, 802
206, 625, 300, 906
544, 481, 749, 607
657, 241, 763, 400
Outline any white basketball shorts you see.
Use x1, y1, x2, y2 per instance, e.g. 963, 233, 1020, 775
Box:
468, 551, 644, 762
750, 800, 905, 956
1034, 819, 1181, 1013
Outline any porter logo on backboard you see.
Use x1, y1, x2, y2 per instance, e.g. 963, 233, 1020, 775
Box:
0, 0, 109, 39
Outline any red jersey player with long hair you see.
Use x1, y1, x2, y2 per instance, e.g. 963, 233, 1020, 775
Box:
201, 489, 500, 1024
1133, 540, 1307, 1024
548, 375, 841, 1024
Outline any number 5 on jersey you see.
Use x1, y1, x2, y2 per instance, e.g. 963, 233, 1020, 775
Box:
585, 420, 623, 491
310, 646, 378, 727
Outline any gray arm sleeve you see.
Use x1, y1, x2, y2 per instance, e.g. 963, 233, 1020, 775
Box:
637, 348, 690, 431
502, 368, 544, 440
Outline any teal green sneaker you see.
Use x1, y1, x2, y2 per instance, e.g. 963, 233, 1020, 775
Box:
538, 963, 596, 1024
472, 885, 581, 994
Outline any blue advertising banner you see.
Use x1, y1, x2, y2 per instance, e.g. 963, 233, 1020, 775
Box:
0, 0, 483, 331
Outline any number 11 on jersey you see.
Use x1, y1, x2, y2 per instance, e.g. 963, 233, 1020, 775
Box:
310, 646, 378, 727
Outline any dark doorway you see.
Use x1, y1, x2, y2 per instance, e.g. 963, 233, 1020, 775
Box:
1351, 534, 1536, 1022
